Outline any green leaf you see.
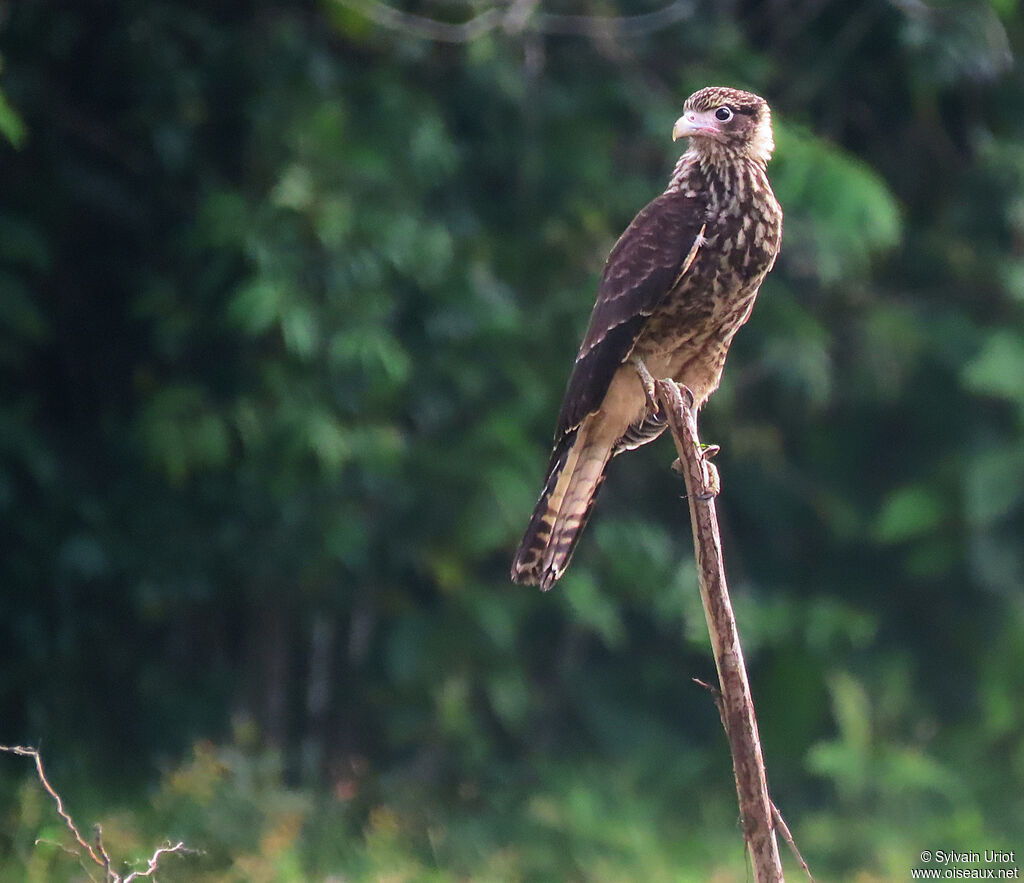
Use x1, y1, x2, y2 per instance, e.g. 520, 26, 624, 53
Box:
0, 90, 26, 148
964, 445, 1024, 527
561, 572, 626, 648
773, 121, 902, 284
963, 330, 1024, 403
137, 386, 231, 483
874, 485, 945, 543
228, 278, 286, 334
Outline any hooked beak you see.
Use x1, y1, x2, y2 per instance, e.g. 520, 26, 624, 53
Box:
673, 110, 719, 141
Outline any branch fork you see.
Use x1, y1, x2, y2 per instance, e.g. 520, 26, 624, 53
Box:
0, 744, 195, 881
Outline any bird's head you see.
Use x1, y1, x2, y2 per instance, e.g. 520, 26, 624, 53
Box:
673, 87, 775, 165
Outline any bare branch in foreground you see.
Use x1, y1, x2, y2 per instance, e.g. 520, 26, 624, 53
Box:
1, 744, 195, 881
122, 841, 193, 881
654, 379, 785, 882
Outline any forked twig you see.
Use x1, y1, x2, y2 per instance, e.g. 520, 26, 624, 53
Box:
1, 744, 194, 881
122, 841, 192, 881
693, 678, 814, 881
0, 745, 107, 868
330, 0, 695, 42
772, 803, 815, 882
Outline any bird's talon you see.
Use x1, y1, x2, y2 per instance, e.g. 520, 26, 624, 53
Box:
700, 444, 720, 460
646, 390, 661, 417
704, 461, 721, 497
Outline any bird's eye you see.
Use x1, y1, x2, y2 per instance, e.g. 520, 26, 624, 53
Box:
715, 107, 733, 122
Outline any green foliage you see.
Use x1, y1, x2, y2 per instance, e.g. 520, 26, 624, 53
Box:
1, 0, 1023, 878
0, 53, 26, 149
0, 90, 25, 148
773, 121, 903, 285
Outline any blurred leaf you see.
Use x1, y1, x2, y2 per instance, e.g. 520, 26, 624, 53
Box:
964, 444, 1024, 526
773, 122, 902, 284
963, 330, 1024, 404
561, 571, 626, 649
0, 90, 26, 148
874, 485, 945, 543
0, 275, 49, 345
228, 277, 287, 334
136, 385, 231, 483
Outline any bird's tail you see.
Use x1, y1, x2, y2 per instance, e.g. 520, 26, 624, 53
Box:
510, 425, 612, 590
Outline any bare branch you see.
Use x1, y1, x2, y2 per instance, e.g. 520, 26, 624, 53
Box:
772, 802, 815, 882
0, 744, 107, 870
122, 842, 192, 881
534, 0, 695, 38
693, 679, 814, 880
503, 0, 540, 35
1, 744, 196, 882
331, 0, 503, 42
329, 0, 695, 42
95, 824, 114, 878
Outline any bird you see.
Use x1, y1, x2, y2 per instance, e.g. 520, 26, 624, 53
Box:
510, 86, 783, 591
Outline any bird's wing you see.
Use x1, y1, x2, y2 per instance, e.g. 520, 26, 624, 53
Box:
555, 189, 706, 439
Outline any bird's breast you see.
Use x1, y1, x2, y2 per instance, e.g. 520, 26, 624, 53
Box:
636, 164, 782, 361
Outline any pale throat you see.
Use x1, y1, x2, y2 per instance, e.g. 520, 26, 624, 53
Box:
668, 127, 773, 194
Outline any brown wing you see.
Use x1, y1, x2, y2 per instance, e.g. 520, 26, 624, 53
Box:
555, 189, 707, 439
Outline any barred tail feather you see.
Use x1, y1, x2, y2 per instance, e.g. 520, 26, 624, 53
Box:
510, 430, 579, 586
511, 426, 612, 591
539, 436, 612, 589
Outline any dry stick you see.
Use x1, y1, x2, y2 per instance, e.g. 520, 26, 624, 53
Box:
0, 744, 192, 882
0, 745, 107, 869
772, 802, 815, 882
654, 379, 784, 882
693, 679, 814, 882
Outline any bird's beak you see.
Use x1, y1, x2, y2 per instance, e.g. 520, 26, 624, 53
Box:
673, 110, 718, 141
672, 114, 696, 141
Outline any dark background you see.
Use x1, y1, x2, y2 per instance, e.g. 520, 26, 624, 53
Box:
1, 0, 1022, 879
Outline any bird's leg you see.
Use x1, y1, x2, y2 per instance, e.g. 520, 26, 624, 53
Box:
631, 355, 660, 415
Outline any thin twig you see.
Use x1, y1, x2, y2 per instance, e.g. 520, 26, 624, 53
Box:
122, 842, 192, 881
95, 824, 114, 879
330, 0, 695, 42
693, 678, 813, 880
1, 744, 196, 882
0, 745, 106, 869
332, 0, 503, 43
654, 380, 784, 882
772, 802, 815, 882
533, 0, 695, 37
